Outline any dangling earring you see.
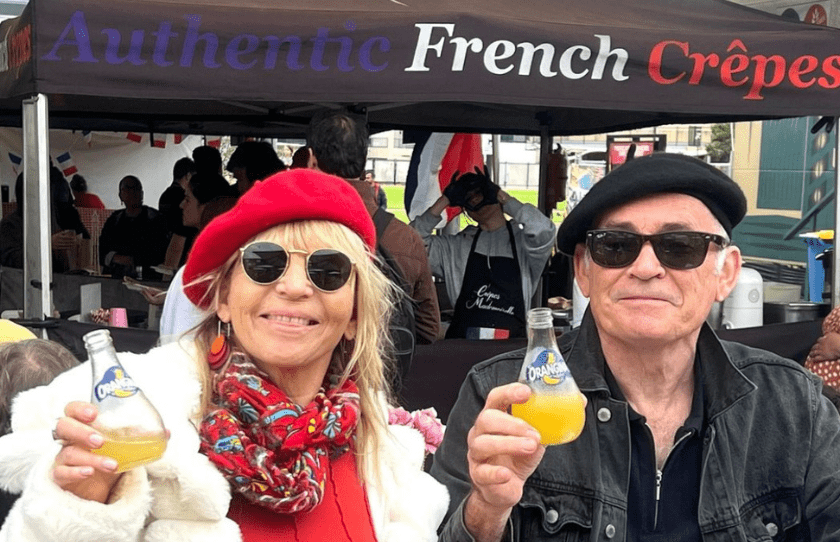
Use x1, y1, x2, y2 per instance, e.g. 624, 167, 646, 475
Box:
208, 320, 231, 370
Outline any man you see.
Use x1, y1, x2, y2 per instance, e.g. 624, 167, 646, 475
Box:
410, 168, 554, 339
158, 157, 197, 268
99, 175, 169, 280
364, 169, 388, 210
306, 111, 440, 347
431, 153, 840, 541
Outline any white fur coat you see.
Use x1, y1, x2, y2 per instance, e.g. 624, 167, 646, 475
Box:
0, 341, 448, 541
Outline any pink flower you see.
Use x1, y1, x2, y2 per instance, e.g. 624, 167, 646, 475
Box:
388, 406, 445, 454
411, 408, 444, 454
388, 406, 413, 426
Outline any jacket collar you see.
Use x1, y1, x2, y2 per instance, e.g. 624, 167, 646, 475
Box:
560, 308, 756, 419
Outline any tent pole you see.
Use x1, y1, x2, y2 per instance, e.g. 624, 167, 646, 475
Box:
491, 134, 500, 184
833, 124, 839, 309
22, 94, 52, 325
531, 122, 551, 309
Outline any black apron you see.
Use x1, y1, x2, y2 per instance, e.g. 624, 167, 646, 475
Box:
445, 221, 527, 339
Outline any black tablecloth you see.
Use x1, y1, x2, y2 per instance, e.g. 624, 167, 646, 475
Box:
400, 320, 825, 423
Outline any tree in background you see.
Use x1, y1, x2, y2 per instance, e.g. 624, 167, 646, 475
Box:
706, 123, 731, 163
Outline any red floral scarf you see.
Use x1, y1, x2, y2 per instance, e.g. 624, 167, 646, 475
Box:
198, 357, 361, 514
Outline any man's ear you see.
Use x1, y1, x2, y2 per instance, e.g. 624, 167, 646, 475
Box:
573, 244, 591, 298
307, 148, 319, 170
715, 246, 742, 302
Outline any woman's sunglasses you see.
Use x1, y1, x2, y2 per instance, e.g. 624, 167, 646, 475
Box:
586, 230, 728, 270
239, 241, 355, 292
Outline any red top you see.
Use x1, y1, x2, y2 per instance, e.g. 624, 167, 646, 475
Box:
73, 192, 106, 209
227, 452, 378, 542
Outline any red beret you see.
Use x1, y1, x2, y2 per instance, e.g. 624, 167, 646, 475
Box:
183, 168, 376, 308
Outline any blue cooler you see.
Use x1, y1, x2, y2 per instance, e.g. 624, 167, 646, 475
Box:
802, 235, 832, 302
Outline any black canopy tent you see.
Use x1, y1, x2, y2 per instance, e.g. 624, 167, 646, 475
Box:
1, 0, 840, 317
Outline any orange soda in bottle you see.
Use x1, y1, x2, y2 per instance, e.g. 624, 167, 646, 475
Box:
510, 307, 586, 446
84, 329, 167, 472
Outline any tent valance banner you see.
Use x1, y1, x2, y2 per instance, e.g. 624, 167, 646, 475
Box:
0, 0, 839, 135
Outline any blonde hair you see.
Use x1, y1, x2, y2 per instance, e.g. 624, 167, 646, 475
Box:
0, 339, 79, 434
190, 219, 396, 482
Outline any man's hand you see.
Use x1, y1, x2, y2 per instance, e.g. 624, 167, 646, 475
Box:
464, 383, 545, 542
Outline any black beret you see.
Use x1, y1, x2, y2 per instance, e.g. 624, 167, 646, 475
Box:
556, 153, 746, 255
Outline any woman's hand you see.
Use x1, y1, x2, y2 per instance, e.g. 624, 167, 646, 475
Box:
52, 401, 122, 503
809, 332, 840, 362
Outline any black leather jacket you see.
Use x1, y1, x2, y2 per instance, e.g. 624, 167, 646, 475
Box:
432, 313, 840, 542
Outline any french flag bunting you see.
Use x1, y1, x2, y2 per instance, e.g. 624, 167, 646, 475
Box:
82, 130, 92, 146
405, 132, 484, 225
8, 152, 21, 174
466, 327, 511, 340
126, 132, 142, 143
173, 134, 184, 145
56, 152, 78, 177
151, 133, 166, 148
206, 136, 222, 149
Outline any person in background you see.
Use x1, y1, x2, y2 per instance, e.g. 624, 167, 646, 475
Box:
192, 145, 224, 177
158, 157, 198, 269
50, 165, 90, 242
145, 171, 237, 342
226, 141, 286, 195
307, 111, 440, 347
0, 336, 79, 526
69, 175, 105, 210
805, 306, 840, 390
98, 175, 169, 280
364, 170, 388, 210
431, 153, 840, 542
290, 146, 311, 169
0, 169, 447, 541
410, 167, 555, 339
0, 173, 89, 273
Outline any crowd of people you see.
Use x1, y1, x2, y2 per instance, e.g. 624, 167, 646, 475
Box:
0, 122, 838, 540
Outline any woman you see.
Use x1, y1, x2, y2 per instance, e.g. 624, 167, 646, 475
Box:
144, 171, 236, 341
0, 169, 448, 541
806, 305, 840, 390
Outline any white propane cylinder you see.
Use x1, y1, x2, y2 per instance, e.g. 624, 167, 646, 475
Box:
721, 267, 763, 329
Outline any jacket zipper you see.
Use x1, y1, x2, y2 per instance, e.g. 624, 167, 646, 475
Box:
650, 427, 693, 530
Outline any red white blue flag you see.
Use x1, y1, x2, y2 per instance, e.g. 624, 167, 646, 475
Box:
56, 152, 78, 177
405, 132, 484, 225
151, 133, 166, 148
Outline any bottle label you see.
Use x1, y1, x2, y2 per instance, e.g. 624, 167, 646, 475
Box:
94, 366, 140, 401
525, 349, 569, 386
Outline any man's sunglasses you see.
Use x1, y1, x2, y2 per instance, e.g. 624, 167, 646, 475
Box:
239, 241, 355, 292
586, 230, 728, 270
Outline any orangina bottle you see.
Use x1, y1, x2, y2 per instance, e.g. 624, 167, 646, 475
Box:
85, 329, 167, 471
510, 308, 586, 445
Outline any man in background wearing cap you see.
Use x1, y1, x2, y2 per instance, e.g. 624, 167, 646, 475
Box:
410, 168, 555, 339
431, 153, 840, 541
305, 111, 440, 347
